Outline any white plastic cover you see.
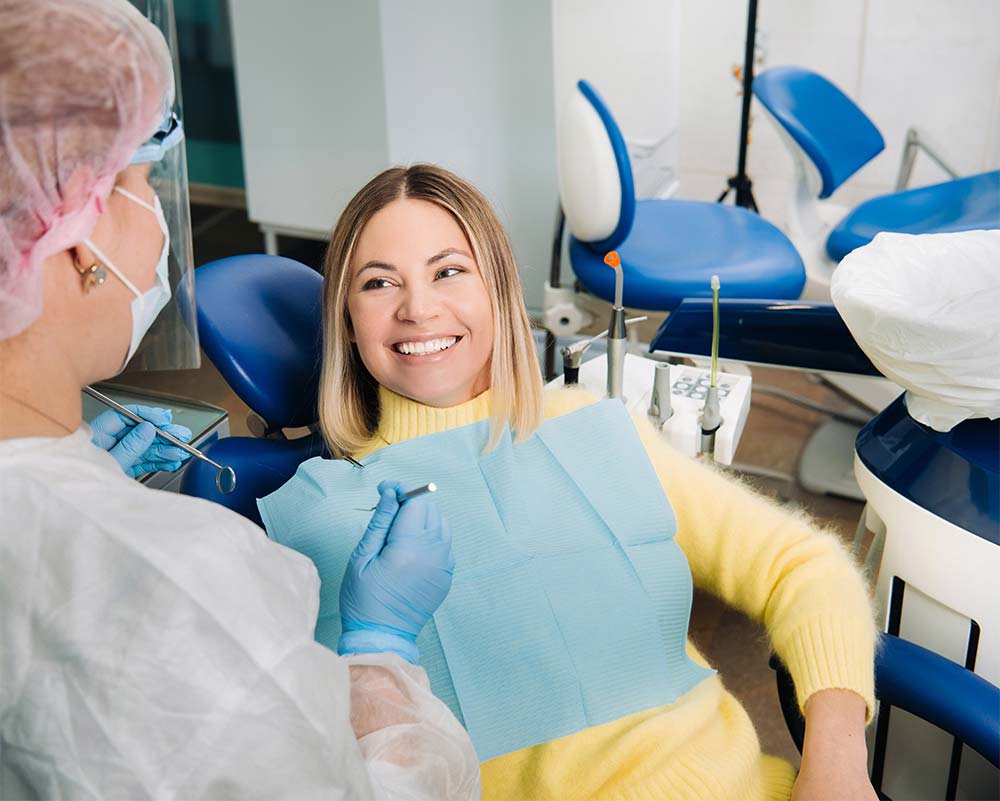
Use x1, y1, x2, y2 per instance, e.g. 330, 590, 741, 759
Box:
557, 86, 622, 243
831, 230, 1000, 431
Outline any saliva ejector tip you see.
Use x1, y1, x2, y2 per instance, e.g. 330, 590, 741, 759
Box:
711, 274, 720, 292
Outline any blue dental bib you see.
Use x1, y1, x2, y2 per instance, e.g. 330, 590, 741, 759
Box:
259, 399, 713, 761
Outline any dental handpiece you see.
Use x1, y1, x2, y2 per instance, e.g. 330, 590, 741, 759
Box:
83, 386, 237, 494
603, 250, 627, 400
699, 276, 723, 458
559, 316, 648, 386
649, 362, 673, 427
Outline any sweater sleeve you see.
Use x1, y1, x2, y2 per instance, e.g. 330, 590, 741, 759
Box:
632, 415, 878, 720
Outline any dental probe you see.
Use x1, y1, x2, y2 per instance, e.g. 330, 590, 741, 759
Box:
83, 386, 238, 494
603, 251, 627, 400
699, 275, 724, 458
357, 482, 437, 512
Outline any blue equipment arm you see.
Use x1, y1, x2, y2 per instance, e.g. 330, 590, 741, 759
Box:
649, 299, 880, 376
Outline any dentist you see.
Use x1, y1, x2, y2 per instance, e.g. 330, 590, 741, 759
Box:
0, 2, 479, 798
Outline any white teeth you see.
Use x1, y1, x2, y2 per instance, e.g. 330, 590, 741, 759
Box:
396, 336, 458, 356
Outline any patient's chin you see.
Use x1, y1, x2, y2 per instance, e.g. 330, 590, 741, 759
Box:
386, 379, 476, 409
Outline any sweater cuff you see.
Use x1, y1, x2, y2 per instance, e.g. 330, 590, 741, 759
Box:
777, 615, 876, 724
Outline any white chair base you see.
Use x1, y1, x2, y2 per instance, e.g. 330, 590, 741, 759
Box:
858, 456, 999, 799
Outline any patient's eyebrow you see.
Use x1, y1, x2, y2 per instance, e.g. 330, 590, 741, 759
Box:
427, 247, 472, 265
357, 260, 396, 275
356, 248, 473, 276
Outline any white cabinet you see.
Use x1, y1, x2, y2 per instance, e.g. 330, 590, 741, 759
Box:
229, 0, 678, 310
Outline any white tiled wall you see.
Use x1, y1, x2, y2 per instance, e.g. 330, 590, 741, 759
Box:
677, 0, 1000, 229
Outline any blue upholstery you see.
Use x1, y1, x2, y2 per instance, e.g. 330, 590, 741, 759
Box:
877, 634, 1000, 768
857, 395, 999, 545
196, 254, 324, 430
649, 299, 880, 376
570, 200, 805, 310
827, 169, 1000, 261
568, 82, 805, 309
180, 433, 328, 527
753, 66, 885, 199
576, 81, 636, 251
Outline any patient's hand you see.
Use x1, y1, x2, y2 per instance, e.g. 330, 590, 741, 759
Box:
792, 688, 877, 800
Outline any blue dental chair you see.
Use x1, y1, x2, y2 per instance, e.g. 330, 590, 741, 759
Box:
184, 254, 998, 796
543, 79, 806, 377
753, 66, 1000, 297
180, 254, 329, 526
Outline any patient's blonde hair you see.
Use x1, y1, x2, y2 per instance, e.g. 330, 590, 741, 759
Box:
318, 164, 543, 458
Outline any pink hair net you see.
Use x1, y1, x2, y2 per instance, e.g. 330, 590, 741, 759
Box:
0, 0, 174, 339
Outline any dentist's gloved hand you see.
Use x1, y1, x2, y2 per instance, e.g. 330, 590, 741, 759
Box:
90, 405, 193, 478
339, 480, 455, 665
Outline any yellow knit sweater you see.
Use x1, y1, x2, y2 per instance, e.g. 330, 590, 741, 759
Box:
356, 385, 876, 801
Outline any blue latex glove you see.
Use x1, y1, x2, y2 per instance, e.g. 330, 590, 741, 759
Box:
90, 405, 193, 478
339, 480, 455, 664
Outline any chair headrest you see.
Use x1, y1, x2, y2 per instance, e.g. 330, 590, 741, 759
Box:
753, 66, 884, 199
557, 80, 635, 251
196, 254, 323, 430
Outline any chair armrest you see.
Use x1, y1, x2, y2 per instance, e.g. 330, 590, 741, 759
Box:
772, 634, 1000, 769
895, 127, 960, 191
649, 299, 880, 376
875, 634, 1000, 768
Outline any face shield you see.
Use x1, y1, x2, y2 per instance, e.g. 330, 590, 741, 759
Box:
122, 0, 199, 372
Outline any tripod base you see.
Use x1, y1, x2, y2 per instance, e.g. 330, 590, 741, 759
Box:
717, 174, 758, 212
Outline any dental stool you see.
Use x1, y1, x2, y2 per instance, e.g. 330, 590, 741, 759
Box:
753, 66, 1000, 299
180, 255, 328, 525
543, 79, 806, 377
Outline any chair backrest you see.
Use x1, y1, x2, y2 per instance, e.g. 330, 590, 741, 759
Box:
180, 433, 328, 527
557, 80, 635, 250
196, 254, 323, 430
753, 66, 885, 199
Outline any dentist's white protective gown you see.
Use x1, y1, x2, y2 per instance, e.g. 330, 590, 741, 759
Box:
0, 428, 481, 800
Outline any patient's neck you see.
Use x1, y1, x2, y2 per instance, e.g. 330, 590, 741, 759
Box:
375, 385, 493, 445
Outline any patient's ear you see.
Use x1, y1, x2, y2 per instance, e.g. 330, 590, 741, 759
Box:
345, 315, 356, 343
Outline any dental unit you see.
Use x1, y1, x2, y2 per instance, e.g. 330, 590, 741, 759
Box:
553, 263, 751, 466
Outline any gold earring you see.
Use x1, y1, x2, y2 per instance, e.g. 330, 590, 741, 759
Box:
74, 259, 107, 293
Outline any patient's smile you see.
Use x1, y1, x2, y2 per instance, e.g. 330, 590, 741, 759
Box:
393, 335, 460, 357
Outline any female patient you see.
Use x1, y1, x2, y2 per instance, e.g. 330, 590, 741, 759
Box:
307, 164, 877, 800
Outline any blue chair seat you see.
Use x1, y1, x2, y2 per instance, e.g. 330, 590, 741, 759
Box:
827, 170, 1000, 262
569, 199, 806, 310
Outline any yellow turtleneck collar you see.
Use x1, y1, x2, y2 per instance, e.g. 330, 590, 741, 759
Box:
354, 385, 493, 459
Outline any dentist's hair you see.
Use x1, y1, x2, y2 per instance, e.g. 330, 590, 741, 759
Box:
318, 163, 544, 459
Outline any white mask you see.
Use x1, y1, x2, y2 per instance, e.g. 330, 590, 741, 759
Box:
85, 186, 171, 366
